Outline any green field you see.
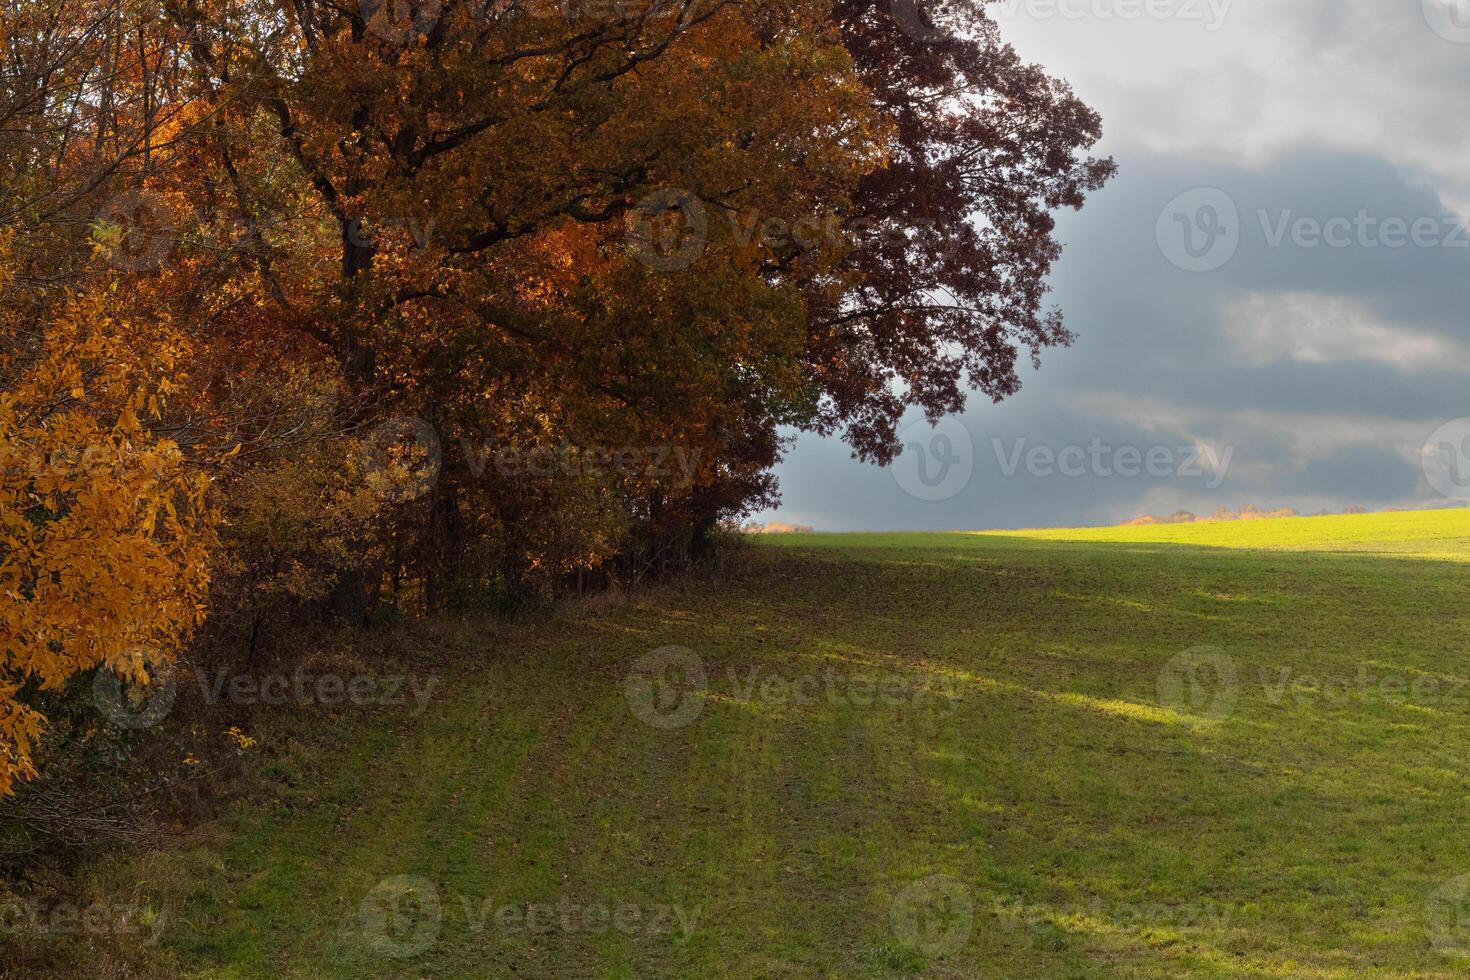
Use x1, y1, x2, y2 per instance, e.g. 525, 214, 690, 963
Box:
58, 509, 1470, 977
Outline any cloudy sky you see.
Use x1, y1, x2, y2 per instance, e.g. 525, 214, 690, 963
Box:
756, 0, 1470, 531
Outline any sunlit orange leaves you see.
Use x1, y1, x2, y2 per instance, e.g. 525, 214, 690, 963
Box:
0, 276, 214, 796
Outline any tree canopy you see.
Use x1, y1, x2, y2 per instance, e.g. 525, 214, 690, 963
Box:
0, 0, 1111, 794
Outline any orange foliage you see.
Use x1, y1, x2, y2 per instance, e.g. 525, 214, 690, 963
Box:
0, 255, 214, 794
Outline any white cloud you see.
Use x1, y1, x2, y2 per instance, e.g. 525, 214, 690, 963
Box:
996, 0, 1470, 212
1221, 292, 1470, 371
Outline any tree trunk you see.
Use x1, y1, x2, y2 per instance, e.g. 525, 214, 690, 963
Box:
329, 567, 369, 626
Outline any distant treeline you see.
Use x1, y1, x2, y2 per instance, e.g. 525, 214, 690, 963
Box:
1122, 502, 1469, 526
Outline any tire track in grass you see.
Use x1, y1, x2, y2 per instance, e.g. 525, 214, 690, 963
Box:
175, 659, 569, 977
330, 663, 581, 976
431, 648, 704, 976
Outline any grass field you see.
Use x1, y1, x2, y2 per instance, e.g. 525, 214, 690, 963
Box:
48, 508, 1470, 977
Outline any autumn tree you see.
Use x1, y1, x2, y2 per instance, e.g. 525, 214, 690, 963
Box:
0, 0, 1112, 794
808, 0, 1115, 462
0, 270, 214, 796
0, 0, 215, 797
155, 0, 888, 607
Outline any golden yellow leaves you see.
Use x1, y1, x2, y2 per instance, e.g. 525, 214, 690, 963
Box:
0, 284, 215, 797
